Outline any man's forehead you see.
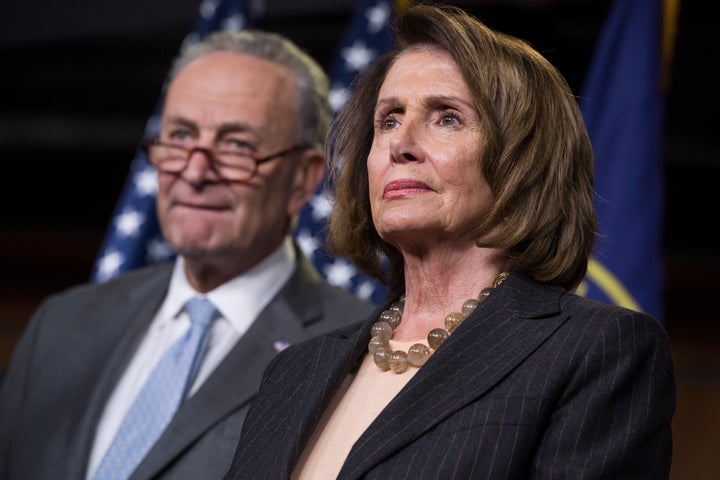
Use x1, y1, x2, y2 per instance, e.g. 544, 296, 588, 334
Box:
162, 52, 301, 141
174, 51, 294, 86
167, 53, 296, 109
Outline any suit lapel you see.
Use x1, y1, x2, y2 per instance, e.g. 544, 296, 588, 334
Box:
130, 250, 340, 480
341, 274, 569, 479
67, 265, 172, 480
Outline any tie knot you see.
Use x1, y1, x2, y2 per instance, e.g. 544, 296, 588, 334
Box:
184, 297, 217, 329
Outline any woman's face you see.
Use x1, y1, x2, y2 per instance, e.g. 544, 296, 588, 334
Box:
367, 47, 492, 252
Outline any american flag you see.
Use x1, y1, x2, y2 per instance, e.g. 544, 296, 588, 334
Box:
91, 0, 396, 304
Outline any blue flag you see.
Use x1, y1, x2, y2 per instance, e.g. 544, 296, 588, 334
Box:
577, 0, 666, 321
91, 0, 396, 305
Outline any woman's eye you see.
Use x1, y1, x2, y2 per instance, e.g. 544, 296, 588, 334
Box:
440, 113, 460, 127
376, 112, 399, 131
382, 117, 397, 130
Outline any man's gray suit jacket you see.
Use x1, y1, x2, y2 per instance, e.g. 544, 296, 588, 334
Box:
0, 248, 375, 480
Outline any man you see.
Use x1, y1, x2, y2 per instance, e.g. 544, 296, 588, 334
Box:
0, 30, 375, 480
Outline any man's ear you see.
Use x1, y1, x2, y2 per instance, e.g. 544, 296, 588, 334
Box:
287, 147, 326, 217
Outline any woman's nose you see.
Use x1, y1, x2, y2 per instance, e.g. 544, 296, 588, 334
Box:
389, 121, 423, 164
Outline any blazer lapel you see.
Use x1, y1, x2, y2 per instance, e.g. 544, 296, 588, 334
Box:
227, 318, 373, 479
129, 250, 344, 480
67, 265, 172, 480
341, 274, 570, 479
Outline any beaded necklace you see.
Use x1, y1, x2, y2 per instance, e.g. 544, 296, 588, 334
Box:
368, 272, 509, 373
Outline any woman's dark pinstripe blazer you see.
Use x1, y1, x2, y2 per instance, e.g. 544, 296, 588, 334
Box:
225, 272, 676, 479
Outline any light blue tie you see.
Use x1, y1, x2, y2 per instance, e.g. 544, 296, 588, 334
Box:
92, 297, 217, 480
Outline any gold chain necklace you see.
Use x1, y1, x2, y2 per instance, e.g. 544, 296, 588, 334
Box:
368, 272, 509, 373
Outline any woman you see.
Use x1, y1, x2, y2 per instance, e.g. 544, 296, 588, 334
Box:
225, 5, 676, 479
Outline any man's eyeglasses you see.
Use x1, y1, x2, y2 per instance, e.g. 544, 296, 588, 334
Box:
142, 138, 308, 182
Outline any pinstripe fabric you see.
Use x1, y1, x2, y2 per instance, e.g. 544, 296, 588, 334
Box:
225, 273, 675, 479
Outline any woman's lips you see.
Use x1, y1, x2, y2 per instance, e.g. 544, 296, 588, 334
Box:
383, 179, 432, 198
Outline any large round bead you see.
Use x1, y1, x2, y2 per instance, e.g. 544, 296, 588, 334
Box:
408, 343, 430, 367
370, 321, 393, 340
478, 287, 493, 300
368, 336, 389, 355
427, 328, 449, 349
379, 309, 402, 329
389, 300, 405, 312
444, 312, 465, 333
373, 347, 392, 371
389, 350, 409, 374
462, 298, 480, 315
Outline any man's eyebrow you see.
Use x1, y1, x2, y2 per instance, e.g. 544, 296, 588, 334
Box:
216, 122, 255, 137
165, 116, 198, 131
164, 117, 258, 138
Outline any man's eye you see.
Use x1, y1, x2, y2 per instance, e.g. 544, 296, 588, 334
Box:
168, 130, 191, 140
223, 140, 252, 152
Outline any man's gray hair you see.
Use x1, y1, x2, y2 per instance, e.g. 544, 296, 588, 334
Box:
169, 30, 331, 149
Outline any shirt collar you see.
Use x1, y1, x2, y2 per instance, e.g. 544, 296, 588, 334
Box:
157, 237, 296, 332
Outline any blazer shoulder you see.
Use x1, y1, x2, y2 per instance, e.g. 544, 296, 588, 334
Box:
561, 290, 662, 324
558, 290, 671, 351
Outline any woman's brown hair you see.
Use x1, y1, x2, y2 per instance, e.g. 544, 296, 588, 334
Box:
327, 4, 597, 291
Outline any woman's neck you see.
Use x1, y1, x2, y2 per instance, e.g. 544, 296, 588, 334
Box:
393, 246, 509, 341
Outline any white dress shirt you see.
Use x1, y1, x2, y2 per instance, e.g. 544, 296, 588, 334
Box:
86, 238, 295, 479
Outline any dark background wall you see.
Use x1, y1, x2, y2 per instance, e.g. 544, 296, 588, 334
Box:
1, 0, 717, 476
